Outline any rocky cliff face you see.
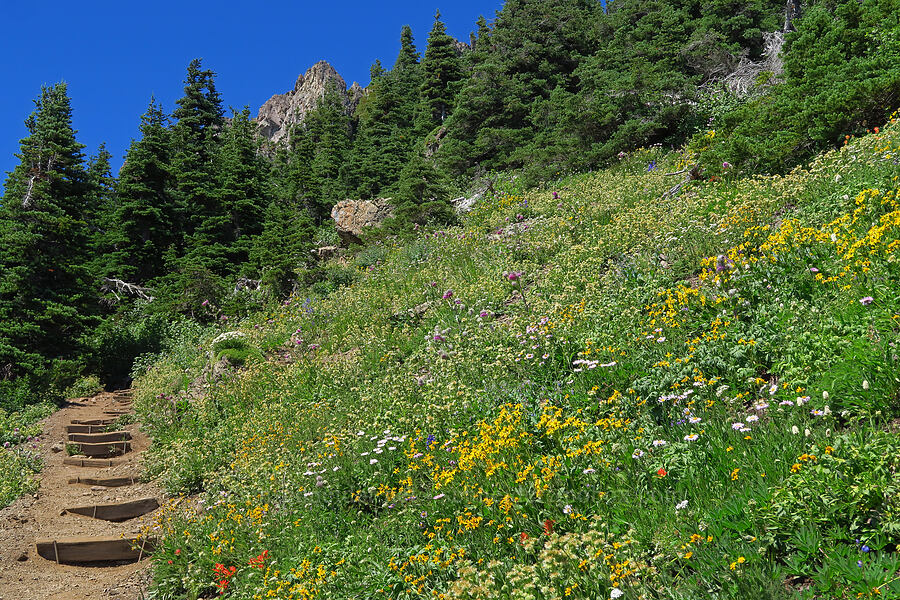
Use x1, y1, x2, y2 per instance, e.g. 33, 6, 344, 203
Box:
256, 61, 363, 145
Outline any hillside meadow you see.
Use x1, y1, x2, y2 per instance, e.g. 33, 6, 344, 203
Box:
133, 116, 900, 599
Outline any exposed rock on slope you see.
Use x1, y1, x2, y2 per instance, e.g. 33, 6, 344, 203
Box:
256, 61, 363, 145
331, 199, 395, 246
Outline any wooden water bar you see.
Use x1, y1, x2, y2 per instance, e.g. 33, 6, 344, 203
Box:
63, 498, 159, 522
35, 536, 153, 563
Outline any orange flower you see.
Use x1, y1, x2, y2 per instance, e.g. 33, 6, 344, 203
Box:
657, 467, 668, 477
543, 519, 555, 535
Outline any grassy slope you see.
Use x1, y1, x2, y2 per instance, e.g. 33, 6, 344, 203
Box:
137, 117, 900, 599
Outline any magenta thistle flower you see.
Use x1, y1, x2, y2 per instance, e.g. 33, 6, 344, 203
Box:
552, 191, 559, 199
507, 271, 522, 282
442, 290, 453, 300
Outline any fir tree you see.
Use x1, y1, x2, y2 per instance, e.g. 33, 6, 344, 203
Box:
418, 11, 464, 133
109, 98, 175, 283
0, 83, 97, 390
391, 152, 455, 230
216, 107, 269, 267
249, 200, 314, 298
170, 58, 224, 250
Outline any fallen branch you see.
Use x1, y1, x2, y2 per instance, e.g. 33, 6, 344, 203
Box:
100, 277, 155, 302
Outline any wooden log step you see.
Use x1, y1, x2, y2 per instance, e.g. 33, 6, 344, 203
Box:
71, 418, 116, 426
63, 457, 123, 467
68, 475, 138, 487
67, 424, 106, 434
35, 536, 153, 564
69, 441, 131, 457
104, 409, 130, 415
68, 431, 131, 444
63, 498, 159, 522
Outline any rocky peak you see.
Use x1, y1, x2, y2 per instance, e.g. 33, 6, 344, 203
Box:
256, 60, 362, 145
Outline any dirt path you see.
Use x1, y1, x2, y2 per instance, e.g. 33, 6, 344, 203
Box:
0, 391, 161, 599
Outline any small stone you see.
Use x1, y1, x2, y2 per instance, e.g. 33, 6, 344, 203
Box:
50, 443, 63, 453
16, 551, 27, 562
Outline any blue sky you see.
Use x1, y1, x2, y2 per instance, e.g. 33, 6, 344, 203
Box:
0, 0, 503, 194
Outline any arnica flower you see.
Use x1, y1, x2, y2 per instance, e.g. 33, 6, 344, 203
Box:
859, 296, 874, 306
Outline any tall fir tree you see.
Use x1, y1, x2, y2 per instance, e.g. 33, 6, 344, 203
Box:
343, 26, 423, 199
216, 107, 269, 267
170, 58, 225, 258
417, 11, 464, 134
439, 0, 600, 177
108, 98, 175, 284
0, 83, 97, 393
285, 83, 351, 222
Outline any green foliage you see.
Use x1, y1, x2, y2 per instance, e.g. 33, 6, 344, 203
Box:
108, 98, 175, 283
64, 375, 102, 398
0, 82, 98, 397
697, 0, 900, 174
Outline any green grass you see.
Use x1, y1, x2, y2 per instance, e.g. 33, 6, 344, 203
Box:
135, 117, 900, 599
0, 402, 54, 507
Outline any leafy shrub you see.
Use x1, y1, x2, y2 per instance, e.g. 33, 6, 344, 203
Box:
64, 375, 102, 399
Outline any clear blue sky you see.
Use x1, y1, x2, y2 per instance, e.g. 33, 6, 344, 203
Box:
0, 0, 503, 194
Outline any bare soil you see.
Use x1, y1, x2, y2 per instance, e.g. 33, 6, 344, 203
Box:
0, 391, 161, 599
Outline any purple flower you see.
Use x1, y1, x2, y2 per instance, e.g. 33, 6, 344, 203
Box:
507, 271, 522, 282
201, 299, 209, 307
722, 161, 731, 169
859, 296, 874, 306
861, 545, 871, 553
442, 290, 453, 300
809, 267, 819, 274
552, 191, 559, 199
647, 161, 656, 172
479, 310, 490, 318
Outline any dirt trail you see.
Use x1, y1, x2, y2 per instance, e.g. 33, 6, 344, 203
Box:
0, 391, 161, 599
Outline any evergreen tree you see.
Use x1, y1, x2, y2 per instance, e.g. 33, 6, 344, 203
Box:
216, 107, 269, 267
285, 84, 351, 222
170, 58, 224, 252
249, 200, 315, 298
84, 143, 116, 274
343, 27, 423, 199
417, 11, 464, 133
390, 152, 456, 230
439, 0, 599, 177
395, 25, 421, 70
109, 98, 175, 283
0, 83, 97, 391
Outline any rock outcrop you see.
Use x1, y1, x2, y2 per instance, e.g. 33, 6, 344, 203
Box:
256, 61, 364, 145
331, 199, 395, 246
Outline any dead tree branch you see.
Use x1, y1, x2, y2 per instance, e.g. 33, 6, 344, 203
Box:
101, 277, 155, 302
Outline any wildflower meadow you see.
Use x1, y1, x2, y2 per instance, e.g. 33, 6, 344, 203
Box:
135, 115, 900, 599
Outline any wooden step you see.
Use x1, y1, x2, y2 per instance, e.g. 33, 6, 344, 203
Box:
67, 431, 131, 444
70, 441, 131, 457
68, 475, 138, 487
64, 498, 159, 522
35, 536, 153, 564
71, 418, 116, 426
63, 457, 123, 467
67, 424, 109, 434
104, 410, 130, 415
